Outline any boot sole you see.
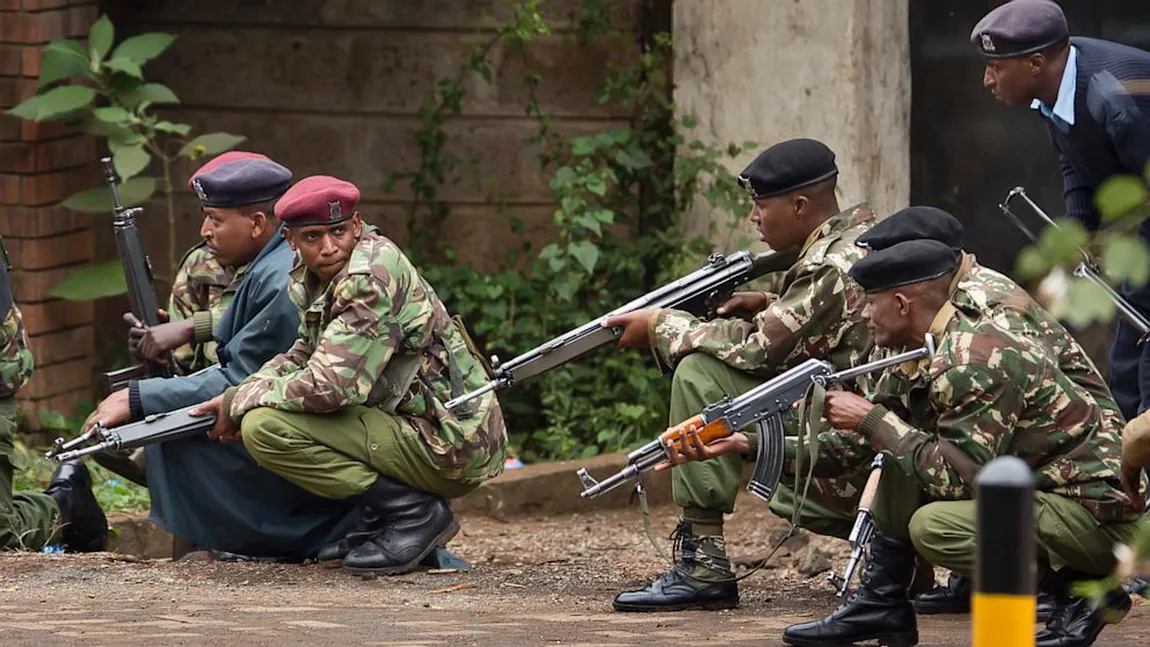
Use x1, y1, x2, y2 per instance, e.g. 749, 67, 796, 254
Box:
783, 631, 918, 647
342, 521, 460, 576
612, 597, 739, 613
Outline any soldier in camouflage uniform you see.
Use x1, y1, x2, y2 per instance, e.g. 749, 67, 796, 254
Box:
0, 242, 106, 553
603, 139, 882, 612
855, 205, 1122, 617
192, 175, 507, 575
779, 240, 1141, 647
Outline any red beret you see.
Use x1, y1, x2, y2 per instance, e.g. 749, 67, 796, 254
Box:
188, 151, 271, 188
275, 175, 360, 227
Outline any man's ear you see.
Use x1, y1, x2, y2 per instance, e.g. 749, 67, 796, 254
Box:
282, 227, 297, 250
249, 210, 268, 238
793, 194, 809, 218
351, 213, 364, 239
895, 292, 911, 316
1028, 52, 1046, 75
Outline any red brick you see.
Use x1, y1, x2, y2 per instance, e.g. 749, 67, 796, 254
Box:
0, 0, 19, 11
11, 264, 74, 301
0, 142, 34, 173
20, 355, 91, 399
28, 321, 93, 364
18, 299, 93, 334
0, 174, 19, 204
0, 44, 20, 75
34, 135, 95, 172
0, 204, 92, 237
0, 114, 19, 141
22, 43, 39, 77
0, 13, 33, 43
18, 387, 93, 428
11, 227, 91, 269
20, 0, 84, 13
21, 118, 70, 141
19, 164, 97, 205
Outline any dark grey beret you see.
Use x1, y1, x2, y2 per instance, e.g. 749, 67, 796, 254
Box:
857, 206, 965, 252
737, 138, 838, 201
849, 239, 960, 294
970, 0, 1069, 59
192, 158, 292, 208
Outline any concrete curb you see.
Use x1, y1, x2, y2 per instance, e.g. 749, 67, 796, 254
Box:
107, 451, 677, 559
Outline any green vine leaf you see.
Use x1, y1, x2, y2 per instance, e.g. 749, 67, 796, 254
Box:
1038, 218, 1089, 266
1064, 278, 1117, 328
118, 82, 179, 109
92, 106, 131, 125
112, 143, 151, 181
104, 57, 144, 80
568, 241, 600, 273
88, 15, 114, 69
31, 85, 96, 121
178, 132, 246, 159
60, 177, 156, 212
38, 39, 90, 88
1101, 235, 1150, 288
1015, 246, 1049, 280
5, 95, 43, 120
1096, 174, 1148, 223
49, 260, 126, 300
153, 121, 191, 135
110, 32, 176, 66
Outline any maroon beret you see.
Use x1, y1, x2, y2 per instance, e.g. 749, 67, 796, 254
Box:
275, 175, 360, 227
188, 151, 271, 188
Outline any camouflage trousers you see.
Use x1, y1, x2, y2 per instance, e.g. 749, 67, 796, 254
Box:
875, 465, 1142, 578
669, 353, 867, 540
0, 397, 59, 550
241, 406, 477, 502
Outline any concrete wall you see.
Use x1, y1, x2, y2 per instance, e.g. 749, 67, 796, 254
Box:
673, 0, 910, 248
90, 0, 641, 371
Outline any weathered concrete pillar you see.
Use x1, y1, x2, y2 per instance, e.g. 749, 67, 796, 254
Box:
673, 0, 910, 248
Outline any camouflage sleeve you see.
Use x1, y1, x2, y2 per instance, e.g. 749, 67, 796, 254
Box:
167, 262, 197, 323
244, 336, 315, 383
229, 274, 408, 418
857, 362, 1024, 499
0, 306, 33, 398
651, 264, 850, 375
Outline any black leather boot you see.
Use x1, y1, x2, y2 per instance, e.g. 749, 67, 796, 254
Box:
341, 475, 458, 575
44, 460, 108, 552
612, 521, 738, 612
316, 506, 382, 562
1037, 569, 1131, 647
912, 571, 971, 614
783, 534, 918, 646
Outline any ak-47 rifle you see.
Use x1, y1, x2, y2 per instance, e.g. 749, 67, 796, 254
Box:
100, 156, 171, 393
445, 247, 801, 412
827, 453, 884, 597
44, 405, 216, 462
575, 335, 938, 504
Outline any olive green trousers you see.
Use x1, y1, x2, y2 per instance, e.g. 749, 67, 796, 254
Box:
0, 398, 59, 550
668, 353, 863, 539
874, 465, 1141, 578
241, 406, 477, 502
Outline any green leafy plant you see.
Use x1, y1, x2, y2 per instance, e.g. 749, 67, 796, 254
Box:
392, 1, 753, 461
6, 14, 245, 299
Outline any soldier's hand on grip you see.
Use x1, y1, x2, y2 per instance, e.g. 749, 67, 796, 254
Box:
190, 395, 240, 443
823, 391, 874, 431
602, 309, 658, 349
655, 429, 750, 470
715, 291, 769, 320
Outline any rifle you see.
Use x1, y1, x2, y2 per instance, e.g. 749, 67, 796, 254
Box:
827, 452, 884, 597
999, 186, 1150, 343
445, 247, 801, 411
44, 405, 216, 462
575, 335, 938, 503
100, 156, 171, 393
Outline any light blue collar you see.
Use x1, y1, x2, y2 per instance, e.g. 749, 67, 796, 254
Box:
1031, 45, 1077, 129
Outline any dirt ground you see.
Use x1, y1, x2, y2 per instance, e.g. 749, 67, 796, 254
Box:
1, 493, 1147, 646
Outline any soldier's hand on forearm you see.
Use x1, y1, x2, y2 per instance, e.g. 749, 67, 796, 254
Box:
823, 391, 875, 431
602, 309, 658, 349
715, 291, 769, 319
655, 430, 750, 470
81, 389, 132, 433
134, 320, 195, 362
1120, 458, 1144, 509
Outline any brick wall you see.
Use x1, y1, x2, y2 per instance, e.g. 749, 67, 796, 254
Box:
0, 1, 99, 428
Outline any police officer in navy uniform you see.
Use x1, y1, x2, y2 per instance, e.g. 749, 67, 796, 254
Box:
972, 0, 1150, 438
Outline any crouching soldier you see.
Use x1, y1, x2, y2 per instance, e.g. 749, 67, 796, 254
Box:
193, 175, 508, 574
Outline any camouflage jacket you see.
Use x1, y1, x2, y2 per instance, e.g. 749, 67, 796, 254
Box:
949, 253, 1115, 408
0, 305, 33, 400
651, 205, 876, 376
817, 304, 1136, 523
167, 242, 240, 375
228, 229, 507, 485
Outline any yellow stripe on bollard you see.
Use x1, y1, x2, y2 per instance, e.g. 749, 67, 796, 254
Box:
972, 593, 1036, 646
973, 455, 1036, 647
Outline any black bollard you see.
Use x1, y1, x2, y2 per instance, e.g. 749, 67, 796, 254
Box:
973, 455, 1035, 647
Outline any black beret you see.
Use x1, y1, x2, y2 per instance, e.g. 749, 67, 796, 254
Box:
970, 0, 1069, 59
737, 138, 838, 200
191, 158, 292, 208
857, 206, 965, 252
849, 239, 960, 293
